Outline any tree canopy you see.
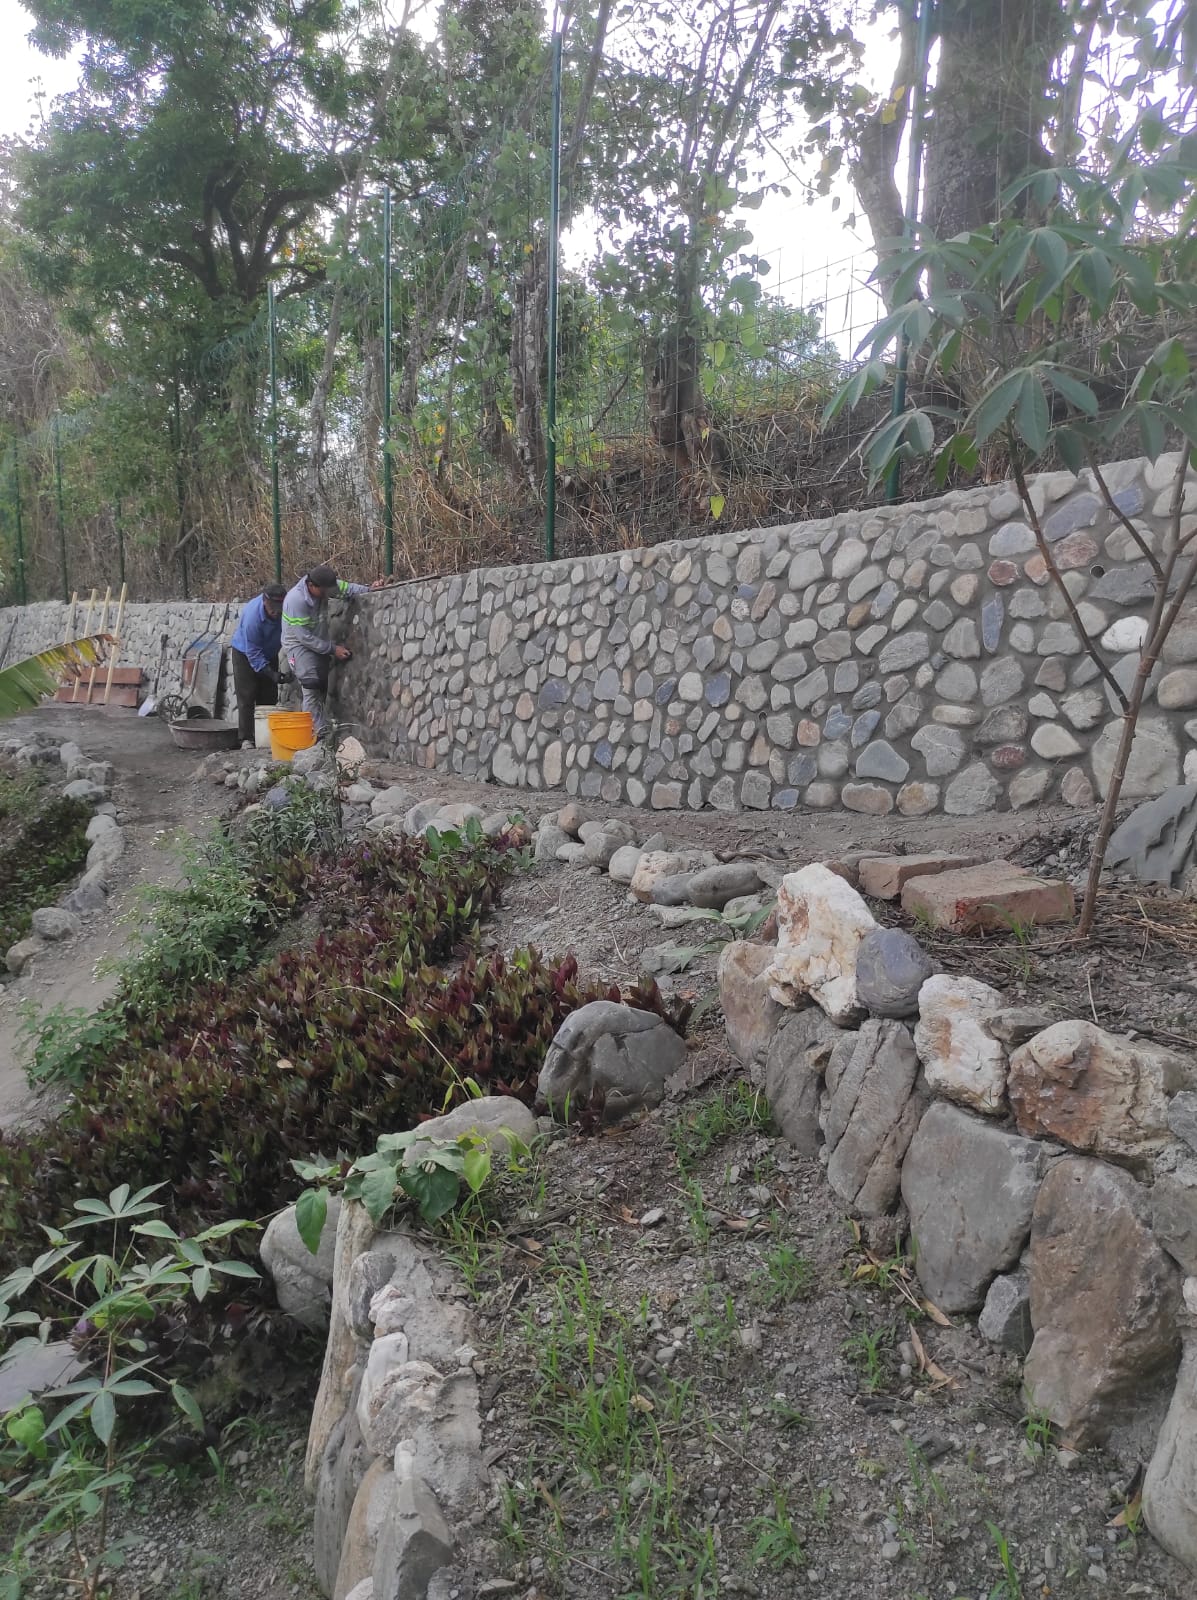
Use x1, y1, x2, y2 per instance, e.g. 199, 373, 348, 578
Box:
0, 0, 1193, 600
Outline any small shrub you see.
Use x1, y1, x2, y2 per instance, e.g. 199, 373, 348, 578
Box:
0, 767, 90, 950
0, 831, 674, 1292
0, 1183, 256, 1599
18, 1003, 128, 1089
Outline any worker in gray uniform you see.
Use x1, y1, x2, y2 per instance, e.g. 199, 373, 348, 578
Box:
281, 563, 382, 739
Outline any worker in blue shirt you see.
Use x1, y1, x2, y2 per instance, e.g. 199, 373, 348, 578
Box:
230, 582, 287, 746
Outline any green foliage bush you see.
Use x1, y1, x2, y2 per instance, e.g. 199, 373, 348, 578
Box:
0, 827, 670, 1286
0, 766, 90, 950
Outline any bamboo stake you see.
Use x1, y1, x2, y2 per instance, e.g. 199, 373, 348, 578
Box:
64, 592, 77, 645
102, 583, 127, 706
72, 589, 97, 699
85, 586, 112, 705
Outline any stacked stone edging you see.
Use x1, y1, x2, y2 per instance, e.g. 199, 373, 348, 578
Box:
718, 858, 1197, 1577
336, 454, 1197, 815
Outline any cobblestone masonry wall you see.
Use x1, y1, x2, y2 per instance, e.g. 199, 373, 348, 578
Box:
0, 598, 242, 717
334, 454, 1197, 816
3, 455, 1197, 815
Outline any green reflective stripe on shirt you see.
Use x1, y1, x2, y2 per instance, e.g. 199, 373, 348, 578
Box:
282, 612, 311, 625
337, 580, 351, 594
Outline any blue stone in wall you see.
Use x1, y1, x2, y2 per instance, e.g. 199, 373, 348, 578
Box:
1043, 492, 1100, 541
595, 740, 614, 769
824, 706, 853, 739
852, 681, 882, 710
737, 583, 758, 601
575, 686, 593, 711
655, 678, 676, 705
787, 753, 817, 786
771, 788, 800, 811
851, 710, 881, 747
705, 672, 732, 708
1112, 483, 1144, 516
538, 679, 568, 708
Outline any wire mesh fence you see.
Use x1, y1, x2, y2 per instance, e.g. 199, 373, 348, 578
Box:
1, 238, 902, 607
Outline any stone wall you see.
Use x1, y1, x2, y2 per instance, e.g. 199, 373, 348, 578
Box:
335, 454, 1197, 816
0, 597, 244, 718
4, 454, 1197, 815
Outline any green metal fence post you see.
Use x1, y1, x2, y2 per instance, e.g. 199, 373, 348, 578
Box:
382, 186, 394, 576
53, 414, 68, 601
12, 440, 26, 605
173, 374, 189, 598
544, 29, 563, 563
268, 282, 283, 582
885, 0, 935, 506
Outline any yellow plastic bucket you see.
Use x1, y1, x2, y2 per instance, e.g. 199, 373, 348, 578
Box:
268, 710, 316, 762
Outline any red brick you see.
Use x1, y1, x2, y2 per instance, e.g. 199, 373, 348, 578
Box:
857, 852, 983, 901
901, 862, 1075, 932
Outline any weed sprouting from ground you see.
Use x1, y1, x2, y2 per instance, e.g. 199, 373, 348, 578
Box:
669, 1081, 771, 1171
754, 1242, 815, 1307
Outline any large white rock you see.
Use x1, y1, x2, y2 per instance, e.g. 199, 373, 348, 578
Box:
914, 974, 1008, 1115
629, 849, 707, 902
766, 863, 877, 1025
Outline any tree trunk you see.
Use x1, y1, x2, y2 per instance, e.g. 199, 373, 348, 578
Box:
848, 8, 916, 308
649, 232, 722, 480
922, 0, 1066, 239
510, 240, 548, 498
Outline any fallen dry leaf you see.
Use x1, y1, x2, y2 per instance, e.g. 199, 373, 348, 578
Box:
921, 1298, 953, 1327
1108, 1489, 1143, 1529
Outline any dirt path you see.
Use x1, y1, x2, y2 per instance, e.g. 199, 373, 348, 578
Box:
0, 706, 232, 1126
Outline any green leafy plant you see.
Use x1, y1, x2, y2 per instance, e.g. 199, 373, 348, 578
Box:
826, 97, 1197, 937
18, 1002, 127, 1090
291, 1119, 530, 1245
749, 1490, 807, 1571
0, 1183, 257, 1600
1020, 1398, 1055, 1461
0, 635, 113, 719
754, 1243, 815, 1307
985, 1521, 1023, 1600
0, 767, 91, 951
842, 1326, 891, 1394
669, 1080, 771, 1171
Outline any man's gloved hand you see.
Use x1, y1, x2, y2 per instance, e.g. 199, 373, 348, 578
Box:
277, 668, 294, 685
334, 644, 353, 662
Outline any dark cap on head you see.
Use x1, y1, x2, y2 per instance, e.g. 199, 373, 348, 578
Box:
307, 563, 338, 589
262, 582, 287, 601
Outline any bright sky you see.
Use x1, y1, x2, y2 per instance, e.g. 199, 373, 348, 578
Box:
0, 3, 888, 351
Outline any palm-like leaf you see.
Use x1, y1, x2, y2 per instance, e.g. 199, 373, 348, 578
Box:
0, 635, 115, 719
